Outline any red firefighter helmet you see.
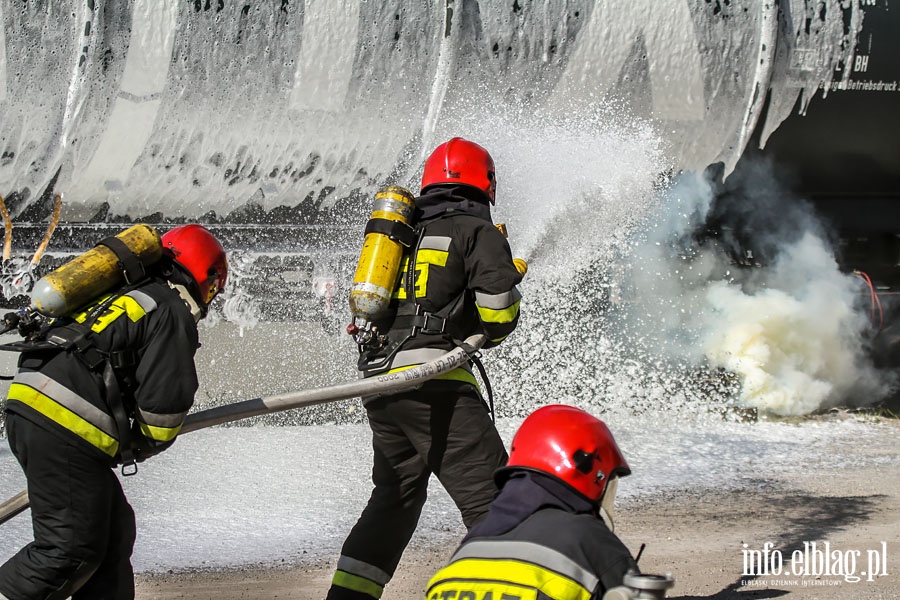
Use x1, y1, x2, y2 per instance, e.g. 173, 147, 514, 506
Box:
421, 137, 496, 204
497, 405, 631, 503
161, 224, 228, 307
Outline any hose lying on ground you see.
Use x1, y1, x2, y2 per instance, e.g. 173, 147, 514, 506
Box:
0, 334, 486, 526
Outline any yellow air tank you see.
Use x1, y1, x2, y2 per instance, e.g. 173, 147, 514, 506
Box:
30, 224, 163, 317
349, 186, 417, 322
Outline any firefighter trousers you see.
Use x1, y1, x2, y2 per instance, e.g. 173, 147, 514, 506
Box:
326, 384, 508, 600
0, 413, 137, 600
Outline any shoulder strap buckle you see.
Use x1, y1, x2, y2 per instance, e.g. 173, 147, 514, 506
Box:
410, 310, 447, 335
44, 324, 108, 371
108, 348, 138, 370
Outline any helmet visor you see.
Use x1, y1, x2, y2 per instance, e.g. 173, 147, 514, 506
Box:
599, 475, 619, 532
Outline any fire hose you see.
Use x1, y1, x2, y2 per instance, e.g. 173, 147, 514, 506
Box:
0, 334, 486, 527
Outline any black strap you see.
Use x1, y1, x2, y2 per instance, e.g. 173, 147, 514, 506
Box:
405, 227, 424, 298
97, 235, 146, 284
0, 321, 140, 470
3, 289, 142, 471
0, 339, 60, 354
364, 218, 418, 247
47, 324, 108, 369
103, 360, 137, 475
108, 348, 138, 371
469, 352, 495, 423
392, 312, 447, 335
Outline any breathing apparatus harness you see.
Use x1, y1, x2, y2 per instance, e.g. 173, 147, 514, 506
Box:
346, 212, 420, 355
349, 210, 496, 420
0, 234, 156, 474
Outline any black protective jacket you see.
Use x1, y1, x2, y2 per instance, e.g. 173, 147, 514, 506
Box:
360, 185, 523, 386
426, 472, 639, 600
4, 278, 200, 464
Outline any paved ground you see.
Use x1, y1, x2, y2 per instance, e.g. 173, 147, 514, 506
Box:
136, 418, 900, 600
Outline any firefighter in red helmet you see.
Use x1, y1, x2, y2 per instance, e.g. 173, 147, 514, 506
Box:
161, 224, 229, 316
426, 405, 640, 600
0, 224, 227, 600
327, 138, 524, 599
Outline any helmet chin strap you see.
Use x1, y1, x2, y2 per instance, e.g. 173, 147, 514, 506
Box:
168, 281, 204, 323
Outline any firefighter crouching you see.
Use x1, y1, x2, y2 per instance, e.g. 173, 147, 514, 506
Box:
0, 224, 227, 600
426, 405, 644, 600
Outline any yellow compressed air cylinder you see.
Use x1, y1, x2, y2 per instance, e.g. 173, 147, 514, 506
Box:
30, 224, 163, 317
349, 186, 417, 322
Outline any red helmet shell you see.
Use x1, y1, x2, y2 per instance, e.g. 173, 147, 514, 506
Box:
499, 405, 631, 502
161, 224, 228, 306
421, 137, 496, 203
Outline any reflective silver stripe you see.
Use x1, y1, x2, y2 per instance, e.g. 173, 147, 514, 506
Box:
419, 235, 451, 251
126, 289, 158, 312
475, 287, 522, 310
336, 555, 392, 586
13, 370, 118, 437
451, 540, 600, 592
388, 348, 473, 373
137, 407, 187, 428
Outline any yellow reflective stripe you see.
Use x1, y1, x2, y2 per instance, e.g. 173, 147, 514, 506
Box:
14, 370, 117, 433
73, 293, 151, 333
430, 558, 592, 600
138, 421, 182, 442
89, 295, 149, 332
427, 579, 538, 600
331, 571, 384, 599
387, 365, 479, 388
335, 555, 392, 586
394, 256, 410, 300
412, 249, 449, 298
417, 248, 448, 267
73, 293, 114, 323
435, 368, 479, 387
477, 299, 521, 324
7, 383, 119, 457
412, 263, 430, 298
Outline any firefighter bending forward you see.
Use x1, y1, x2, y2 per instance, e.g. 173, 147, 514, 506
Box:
426, 405, 640, 600
327, 138, 524, 599
0, 225, 228, 600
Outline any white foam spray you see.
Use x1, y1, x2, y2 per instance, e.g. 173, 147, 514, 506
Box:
217, 250, 262, 336
429, 106, 732, 420
452, 105, 896, 419
202, 107, 891, 422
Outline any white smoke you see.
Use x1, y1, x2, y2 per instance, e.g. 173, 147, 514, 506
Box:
703, 234, 883, 415
623, 162, 895, 416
